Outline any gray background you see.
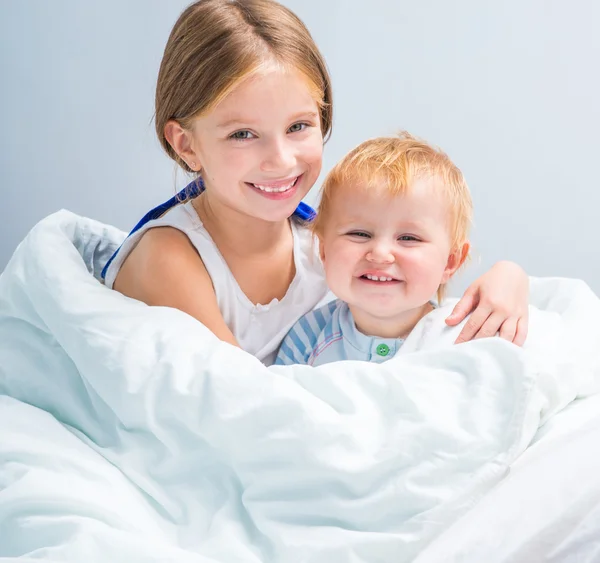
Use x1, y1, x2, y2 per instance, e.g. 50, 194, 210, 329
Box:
1, 0, 598, 294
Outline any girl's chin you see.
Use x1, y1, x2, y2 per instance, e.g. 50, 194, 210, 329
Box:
249, 199, 307, 222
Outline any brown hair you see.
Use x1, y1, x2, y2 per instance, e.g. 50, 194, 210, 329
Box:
155, 0, 333, 173
314, 132, 473, 301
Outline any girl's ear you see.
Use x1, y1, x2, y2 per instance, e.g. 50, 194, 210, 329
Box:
441, 241, 470, 284
164, 120, 201, 171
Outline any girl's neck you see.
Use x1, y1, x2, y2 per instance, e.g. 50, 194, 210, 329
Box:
192, 191, 292, 258
350, 301, 434, 340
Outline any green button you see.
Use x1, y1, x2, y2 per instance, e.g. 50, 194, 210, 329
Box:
376, 343, 390, 357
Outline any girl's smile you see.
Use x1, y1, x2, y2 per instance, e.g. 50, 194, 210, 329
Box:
247, 173, 303, 200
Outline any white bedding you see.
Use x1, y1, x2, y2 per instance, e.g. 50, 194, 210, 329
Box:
415, 393, 600, 563
0, 211, 599, 562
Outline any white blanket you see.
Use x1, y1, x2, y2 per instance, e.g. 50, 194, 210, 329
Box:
0, 211, 599, 562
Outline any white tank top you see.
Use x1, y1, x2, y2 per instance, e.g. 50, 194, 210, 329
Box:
103, 201, 330, 365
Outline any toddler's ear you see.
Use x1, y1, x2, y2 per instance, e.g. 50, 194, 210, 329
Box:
441, 241, 470, 283
318, 236, 326, 263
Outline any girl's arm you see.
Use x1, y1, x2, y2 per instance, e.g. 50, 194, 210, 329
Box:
113, 227, 239, 348
445, 261, 529, 345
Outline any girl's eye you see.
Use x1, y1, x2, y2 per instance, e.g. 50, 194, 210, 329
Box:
347, 231, 371, 239
398, 235, 420, 242
229, 130, 255, 141
288, 122, 308, 133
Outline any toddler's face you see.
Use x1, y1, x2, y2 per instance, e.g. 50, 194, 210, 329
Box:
319, 177, 462, 324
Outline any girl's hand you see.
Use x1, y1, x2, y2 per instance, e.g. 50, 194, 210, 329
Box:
445, 261, 529, 345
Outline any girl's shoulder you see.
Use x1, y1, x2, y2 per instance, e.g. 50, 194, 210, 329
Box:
102, 200, 212, 289
111, 223, 238, 346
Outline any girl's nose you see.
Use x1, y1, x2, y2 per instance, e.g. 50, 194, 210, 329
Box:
261, 137, 296, 173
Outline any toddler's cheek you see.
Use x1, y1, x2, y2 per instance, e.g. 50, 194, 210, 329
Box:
324, 266, 349, 300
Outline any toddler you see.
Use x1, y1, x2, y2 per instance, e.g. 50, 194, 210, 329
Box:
276, 133, 472, 366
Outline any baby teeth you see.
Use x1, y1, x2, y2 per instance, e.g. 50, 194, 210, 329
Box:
365, 274, 394, 282
253, 178, 297, 193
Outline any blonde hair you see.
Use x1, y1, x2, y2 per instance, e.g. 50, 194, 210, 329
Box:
155, 0, 333, 173
314, 132, 473, 301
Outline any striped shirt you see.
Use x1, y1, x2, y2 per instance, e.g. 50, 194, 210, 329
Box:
274, 299, 410, 367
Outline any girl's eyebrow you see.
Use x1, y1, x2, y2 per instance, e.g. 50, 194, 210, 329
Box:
216, 111, 319, 130
216, 118, 252, 130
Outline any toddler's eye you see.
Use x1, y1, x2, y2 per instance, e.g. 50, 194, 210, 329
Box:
347, 231, 370, 238
229, 130, 255, 140
398, 235, 419, 242
288, 122, 307, 133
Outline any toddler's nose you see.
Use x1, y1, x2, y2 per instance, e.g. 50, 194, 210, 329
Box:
366, 241, 395, 264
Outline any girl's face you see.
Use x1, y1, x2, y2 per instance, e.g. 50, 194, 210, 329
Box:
189, 66, 323, 222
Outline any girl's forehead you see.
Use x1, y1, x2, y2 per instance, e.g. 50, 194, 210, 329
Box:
204, 65, 319, 122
